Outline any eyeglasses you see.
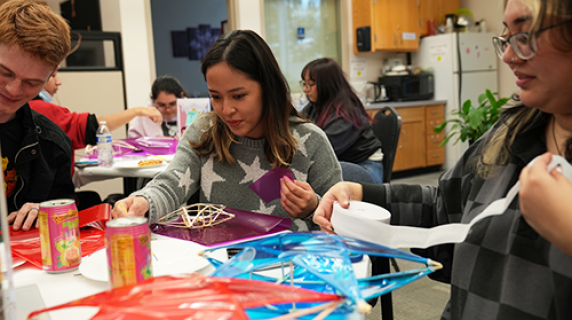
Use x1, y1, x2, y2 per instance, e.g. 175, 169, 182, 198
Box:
299, 80, 316, 90
492, 19, 572, 60
155, 103, 177, 110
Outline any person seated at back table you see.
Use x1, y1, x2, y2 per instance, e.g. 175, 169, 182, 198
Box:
0, 0, 75, 231
29, 69, 163, 154
314, 0, 572, 318
112, 30, 342, 231
128, 75, 187, 138
301, 58, 384, 184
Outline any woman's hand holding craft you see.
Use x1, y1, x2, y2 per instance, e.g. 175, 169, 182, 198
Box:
8, 202, 40, 231
112, 196, 149, 218
280, 177, 318, 219
313, 182, 363, 234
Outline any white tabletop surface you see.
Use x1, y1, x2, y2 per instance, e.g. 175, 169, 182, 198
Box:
73, 155, 173, 187
9, 234, 370, 320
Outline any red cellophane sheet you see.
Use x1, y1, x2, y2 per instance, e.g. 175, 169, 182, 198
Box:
6, 203, 110, 269
27, 273, 343, 320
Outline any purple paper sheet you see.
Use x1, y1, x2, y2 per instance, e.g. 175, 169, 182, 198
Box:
249, 167, 294, 204
150, 207, 292, 247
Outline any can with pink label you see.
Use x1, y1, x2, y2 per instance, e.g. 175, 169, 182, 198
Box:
38, 199, 82, 273
105, 217, 152, 288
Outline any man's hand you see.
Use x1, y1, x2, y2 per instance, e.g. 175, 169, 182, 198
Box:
8, 202, 40, 231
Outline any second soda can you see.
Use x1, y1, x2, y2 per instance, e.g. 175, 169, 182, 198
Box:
38, 199, 82, 273
105, 217, 153, 288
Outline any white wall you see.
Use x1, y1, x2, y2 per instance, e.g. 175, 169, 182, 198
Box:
229, 0, 264, 36
106, 0, 155, 108
461, 0, 519, 99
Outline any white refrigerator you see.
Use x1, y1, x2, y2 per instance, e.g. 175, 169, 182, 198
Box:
412, 32, 498, 170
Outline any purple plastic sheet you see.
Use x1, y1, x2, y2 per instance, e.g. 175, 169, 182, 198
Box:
249, 167, 294, 204
87, 138, 178, 159
150, 207, 292, 247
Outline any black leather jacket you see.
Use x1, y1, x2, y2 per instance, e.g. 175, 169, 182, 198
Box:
8, 104, 75, 212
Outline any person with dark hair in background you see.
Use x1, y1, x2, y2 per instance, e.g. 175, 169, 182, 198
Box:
128, 75, 187, 138
314, 0, 572, 319
112, 30, 342, 231
301, 58, 384, 183
0, 0, 74, 231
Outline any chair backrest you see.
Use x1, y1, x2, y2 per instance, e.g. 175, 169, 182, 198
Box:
339, 161, 375, 184
372, 106, 402, 183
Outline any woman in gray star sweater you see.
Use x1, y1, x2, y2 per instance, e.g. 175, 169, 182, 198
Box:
112, 30, 342, 231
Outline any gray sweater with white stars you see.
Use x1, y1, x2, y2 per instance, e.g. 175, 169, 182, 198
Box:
131, 113, 342, 231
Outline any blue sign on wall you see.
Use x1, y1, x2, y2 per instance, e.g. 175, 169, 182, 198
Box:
297, 27, 305, 39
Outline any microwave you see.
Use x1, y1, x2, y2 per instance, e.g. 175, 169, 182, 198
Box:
378, 74, 434, 102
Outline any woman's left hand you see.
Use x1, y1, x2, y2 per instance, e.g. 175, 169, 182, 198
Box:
519, 152, 572, 258
280, 177, 318, 219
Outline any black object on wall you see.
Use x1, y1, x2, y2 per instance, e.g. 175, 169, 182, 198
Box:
356, 26, 371, 52
61, 31, 123, 71
60, 0, 102, 31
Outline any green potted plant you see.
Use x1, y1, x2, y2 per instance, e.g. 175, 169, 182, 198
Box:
434, 89, 510, 146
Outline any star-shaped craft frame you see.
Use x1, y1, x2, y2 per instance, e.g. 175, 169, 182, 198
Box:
157, 203, 234, 229
201, 232, 443, 314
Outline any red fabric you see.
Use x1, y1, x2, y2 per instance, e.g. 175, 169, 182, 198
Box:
5, 203, 110, 269
29, 100, 90, 172
10, 228, 106, 269
28, 274, 343, 320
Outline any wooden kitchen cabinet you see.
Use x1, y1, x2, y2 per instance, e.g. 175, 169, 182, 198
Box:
392, 107, 426, 171
425, 105, 446, 166
367, 104, 445, 172
418, 0, 460, 36
352, 0, 419, 53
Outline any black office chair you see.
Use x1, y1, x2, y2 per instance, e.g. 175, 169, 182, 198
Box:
369, 106, 402, 320
372, 106, 402, 184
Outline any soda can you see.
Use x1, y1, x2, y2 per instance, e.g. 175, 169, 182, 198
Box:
38, 199, 82, 273
105, 217, 152, 288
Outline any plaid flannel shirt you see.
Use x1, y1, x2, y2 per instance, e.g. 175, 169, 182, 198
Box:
362, 112, 572, 320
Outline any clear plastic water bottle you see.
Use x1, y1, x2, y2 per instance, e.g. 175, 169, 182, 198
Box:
96, 121, 113, 167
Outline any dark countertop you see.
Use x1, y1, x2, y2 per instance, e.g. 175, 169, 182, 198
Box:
364, 100, 447, 109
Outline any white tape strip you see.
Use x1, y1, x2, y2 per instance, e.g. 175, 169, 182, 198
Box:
332, 155, 572, 249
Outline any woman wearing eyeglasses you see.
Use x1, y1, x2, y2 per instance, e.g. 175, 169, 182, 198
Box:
313, 0, 572, 319
128, 75, 187, 138
300, 58, 384, 184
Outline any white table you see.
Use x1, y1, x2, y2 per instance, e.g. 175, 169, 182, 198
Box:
10, 235, 370, 320
73, 155, 174, 186
73, 155, 173, 195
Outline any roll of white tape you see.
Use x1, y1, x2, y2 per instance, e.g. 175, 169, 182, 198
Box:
332, 200, 391, 226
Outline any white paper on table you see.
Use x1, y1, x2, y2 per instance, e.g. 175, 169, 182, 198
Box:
332, 155, 572, 249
